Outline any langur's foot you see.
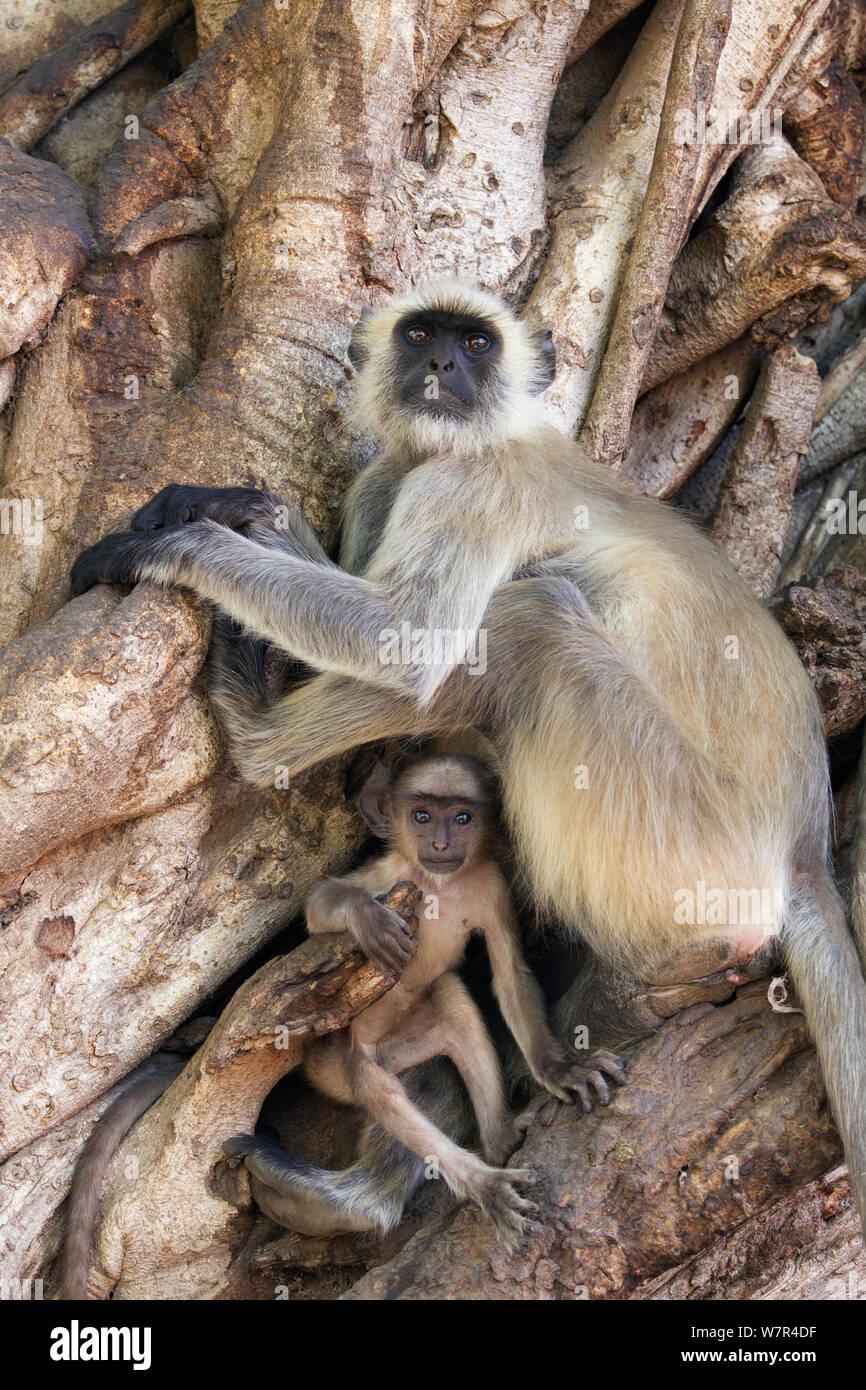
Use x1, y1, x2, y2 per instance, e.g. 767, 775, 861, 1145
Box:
515, 1090, 559, 1132
642, 942, 777, 1018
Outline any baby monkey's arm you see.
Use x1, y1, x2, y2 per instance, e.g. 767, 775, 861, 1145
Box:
305, 863, 419, 975
482, 879, 627, 1110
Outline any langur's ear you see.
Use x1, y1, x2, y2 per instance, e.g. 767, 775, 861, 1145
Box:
358, 762, 394, 836
347, 307, 375, 371
529, 328, 556, 394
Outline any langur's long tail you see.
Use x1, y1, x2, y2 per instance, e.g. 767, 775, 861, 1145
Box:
228, 1061, 473, 1237
783, 868, 866, 1238
56, 1061, 181, 1300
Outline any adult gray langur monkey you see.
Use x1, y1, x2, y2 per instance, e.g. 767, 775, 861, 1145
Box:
70, 278, 866, 1242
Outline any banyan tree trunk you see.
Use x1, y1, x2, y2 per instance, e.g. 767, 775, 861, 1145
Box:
1, 0, 865, 1300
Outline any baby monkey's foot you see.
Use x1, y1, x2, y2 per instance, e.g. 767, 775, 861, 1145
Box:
469, 1167, 536, 1251
482, 1120, 524, 1166
537, 1048, 627, 1110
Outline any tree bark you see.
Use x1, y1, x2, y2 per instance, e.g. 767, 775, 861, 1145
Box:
0, 0, 864, 1301
711, 343, 820, 597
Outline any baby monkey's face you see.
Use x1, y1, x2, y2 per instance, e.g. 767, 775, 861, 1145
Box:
397, 794, 488, 877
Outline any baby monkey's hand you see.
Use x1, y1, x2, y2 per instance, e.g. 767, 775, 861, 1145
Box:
350, 880, 421, 975
535, 1047, 627, 1111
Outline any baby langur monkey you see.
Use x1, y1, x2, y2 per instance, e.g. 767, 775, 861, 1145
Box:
227, 755, 625, 1247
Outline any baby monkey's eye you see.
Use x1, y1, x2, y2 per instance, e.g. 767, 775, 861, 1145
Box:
413, 809, 431, 823
406, 325, 431, 345
454, 811, 472, 825
464, 333, 491, 353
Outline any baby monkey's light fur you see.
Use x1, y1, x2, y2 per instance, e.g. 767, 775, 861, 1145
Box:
72, 278, 866, 1243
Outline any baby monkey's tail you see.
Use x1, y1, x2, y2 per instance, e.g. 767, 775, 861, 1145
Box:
226, 1125, 425, 1236
228, 1060, 474, 1237
56, 1059, 182, 1300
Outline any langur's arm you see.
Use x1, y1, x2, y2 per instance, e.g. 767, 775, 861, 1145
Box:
305, 863, 417, 974
71, 470, 519, 704
482, 880, 627, 1107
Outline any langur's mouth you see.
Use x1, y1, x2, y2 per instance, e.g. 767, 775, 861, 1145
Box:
406, 390, 470, 419
419, 857, 464, 874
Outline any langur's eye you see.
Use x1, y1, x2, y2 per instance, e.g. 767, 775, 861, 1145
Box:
406, 326, 431, 345
413, 809, 431, 823
464, 333, 490, 353
454, 811, 472, 825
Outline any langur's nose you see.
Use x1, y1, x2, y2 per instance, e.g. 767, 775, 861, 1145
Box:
432, 839, 449, 852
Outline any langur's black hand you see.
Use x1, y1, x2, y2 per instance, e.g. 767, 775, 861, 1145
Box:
69, 531, 151, 597
132, 484, 273, 533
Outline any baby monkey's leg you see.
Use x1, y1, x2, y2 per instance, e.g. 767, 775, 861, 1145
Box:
375, 975, 515, 1166
348, 1042, 533, 1249
430, 974, 515, 1165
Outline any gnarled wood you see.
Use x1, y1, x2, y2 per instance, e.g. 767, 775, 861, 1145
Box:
0, 0, 190, 151
711, 344, 820, 597
0, 140, 90, 358
69, 928, 404, 1299
342, 986, 839, 1300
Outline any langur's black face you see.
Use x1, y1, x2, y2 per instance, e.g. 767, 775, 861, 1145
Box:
392, 310, 503, 421
396, 791, 490, 876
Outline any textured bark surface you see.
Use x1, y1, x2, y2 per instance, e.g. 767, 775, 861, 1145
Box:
785, 60, 865, 208
635, 1165, 866, 1299
583, 0, 733, 464
0, 0, 190, 150
0, 139, 91, 357
342, 986, 844, 1299
620, 338, 760, 496
804, 358, 866, 480
711, 344, 820, 597
778, 567, 866, 737
1, 0, 865, 1301
645, 139, 866, 391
